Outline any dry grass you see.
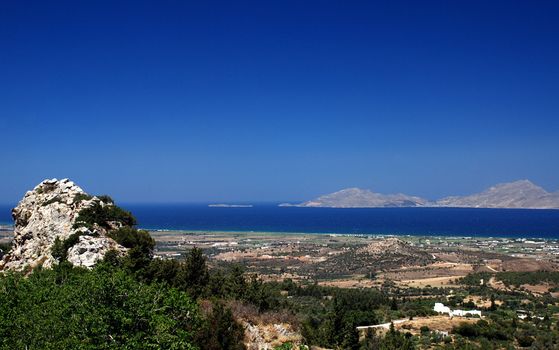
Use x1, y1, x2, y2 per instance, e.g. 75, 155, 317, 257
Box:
225, 300, 300, 330
462, 295, 502, 308
396, 315, 478, 334
502, 258, 557, 272
400, 275, 467, 288
317, 277, 378, 289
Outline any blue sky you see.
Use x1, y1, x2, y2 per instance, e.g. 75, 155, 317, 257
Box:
1, 0, 558, 203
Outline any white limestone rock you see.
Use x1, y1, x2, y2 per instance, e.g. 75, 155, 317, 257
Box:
0, 178, 127, 271
67, 235, 127, 268
243, 322, 302, 350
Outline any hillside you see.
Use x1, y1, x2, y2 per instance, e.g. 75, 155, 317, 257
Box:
304, 238, 433, 278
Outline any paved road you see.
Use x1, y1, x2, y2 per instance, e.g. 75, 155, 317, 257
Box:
356, 318, 408, 330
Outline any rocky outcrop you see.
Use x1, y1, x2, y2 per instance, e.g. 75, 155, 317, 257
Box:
67, 235, 126, 268
244, 322, 302, 350
0, 179, 127, 271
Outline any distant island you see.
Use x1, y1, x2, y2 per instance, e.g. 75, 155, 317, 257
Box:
208, 204, 253, 208
283, 180, 559, 209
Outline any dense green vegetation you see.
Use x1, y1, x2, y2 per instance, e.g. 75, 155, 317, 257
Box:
460, 271, 559, 289
0, 263, 200, 350
497, 271, 559, 287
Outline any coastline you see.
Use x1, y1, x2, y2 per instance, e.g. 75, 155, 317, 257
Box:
144, 228, 559, 240
2, 223, 558, 240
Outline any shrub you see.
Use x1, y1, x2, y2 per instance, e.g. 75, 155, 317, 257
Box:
108, 227, 154, 253
453, 322, 479, 337
107, 227, 155, 273
51, 237, 66, 261
51, 232, 85, 262
73, 193, 93, 204
0, 242, 11, 257
517, 334, 534, 347
195, 302, 246, 350
73, 202, 136, 229
96, 195, 114, 204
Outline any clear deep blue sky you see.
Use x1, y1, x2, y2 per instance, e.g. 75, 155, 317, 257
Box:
1, 0, 558, 204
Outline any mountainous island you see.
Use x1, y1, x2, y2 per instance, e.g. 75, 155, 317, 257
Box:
286, 180, 559, 209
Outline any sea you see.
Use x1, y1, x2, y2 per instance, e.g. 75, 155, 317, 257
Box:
2, 204, 558, 239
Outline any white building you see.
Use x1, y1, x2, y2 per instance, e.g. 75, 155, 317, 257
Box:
451, 309, 482, 317
434, 303, 481, 318
434, 303, 451, 314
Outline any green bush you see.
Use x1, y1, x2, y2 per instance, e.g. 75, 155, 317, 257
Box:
453, 322, 480, 337
73, 202, 136, 229
108, 227, 154, 253
96, 195, 114, 204
107, 227, 155, 273
0, 242, 11, 257
51, 232, 86, 262
73, 193, 93, 204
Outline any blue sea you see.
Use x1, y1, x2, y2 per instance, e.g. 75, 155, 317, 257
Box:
3, 204, 558, 238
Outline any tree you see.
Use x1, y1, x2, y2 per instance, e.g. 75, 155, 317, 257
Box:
110, 227, 155, 273
195, 302, 246, 350
341, 319, 360, 350
360, 328, 381, 350
391, 297, 399, 311
489, 294, 497, 311
176, 247, 210, 299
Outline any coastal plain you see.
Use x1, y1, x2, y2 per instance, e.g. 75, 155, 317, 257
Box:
3, 226, 559, 295
148, 230, 559, 294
